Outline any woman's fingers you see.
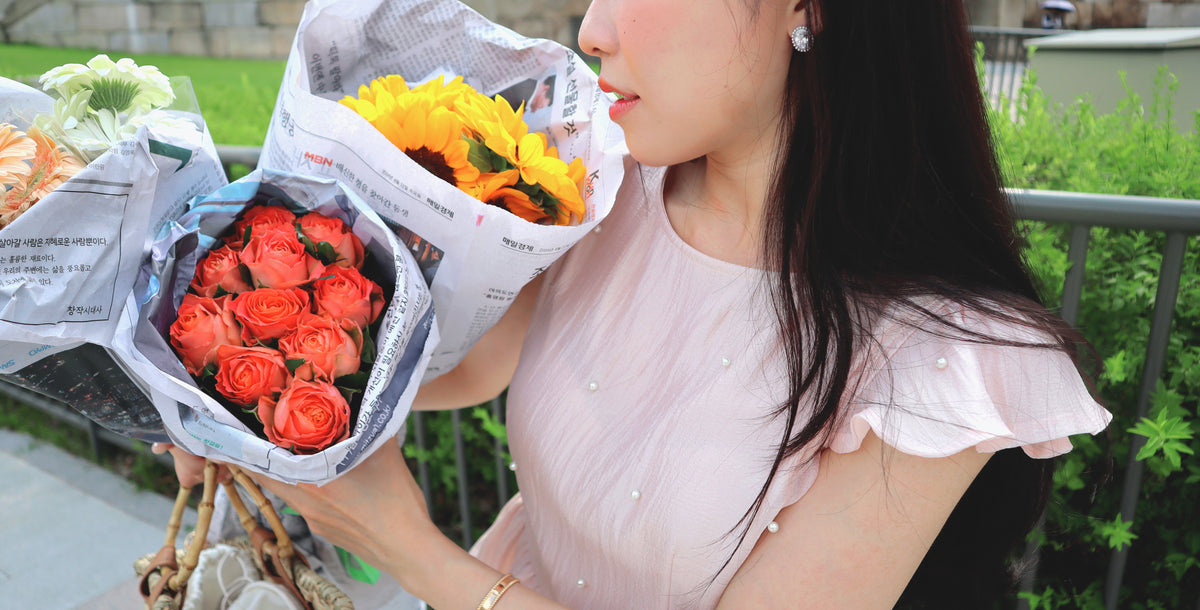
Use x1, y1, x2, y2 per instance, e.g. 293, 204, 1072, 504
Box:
152, 442, 232, 487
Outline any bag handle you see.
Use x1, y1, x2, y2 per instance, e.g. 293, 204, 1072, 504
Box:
137, 461, 319, 610
138, 460, 220, 608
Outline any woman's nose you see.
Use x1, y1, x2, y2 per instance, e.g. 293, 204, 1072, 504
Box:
577, 0, 615, 58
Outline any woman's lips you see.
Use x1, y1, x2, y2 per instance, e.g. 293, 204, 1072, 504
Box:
608, 95, 640, 121
598, 79, 639, 121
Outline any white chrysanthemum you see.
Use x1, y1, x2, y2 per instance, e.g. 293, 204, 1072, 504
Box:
38, 54, 174, 114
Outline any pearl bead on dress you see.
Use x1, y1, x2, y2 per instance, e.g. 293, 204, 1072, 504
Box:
721, 357, 731, 367
508, 462, 517, 472
576, 578, 586, 588
935, 357, 949, 370
767, 521, 780, 533
587, 381, 599, 391
631, 490, 642, 500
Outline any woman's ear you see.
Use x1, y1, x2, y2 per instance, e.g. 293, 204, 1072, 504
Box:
789, 0, 821, 35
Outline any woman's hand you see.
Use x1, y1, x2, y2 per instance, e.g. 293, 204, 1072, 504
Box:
243, 437, 567, 609
151, 442, 230, 488
243, 437, 434, 575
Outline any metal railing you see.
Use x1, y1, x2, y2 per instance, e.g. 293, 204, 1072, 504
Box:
2, 143, 1197, 606
1009, 189, 1200, 610
969, 26, 1050, 107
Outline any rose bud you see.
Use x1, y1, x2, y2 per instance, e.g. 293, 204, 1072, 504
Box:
225, 205, 296, 249
231, 287, 310, 343
189, 245, 253, 297
297, 212, 365, 269
213, 344, 289, 406
169, 294, 243, 375
312, 266, 385, 330
239, 224, 326, 290
259, 379, 352, 454
278, 313, 364, 382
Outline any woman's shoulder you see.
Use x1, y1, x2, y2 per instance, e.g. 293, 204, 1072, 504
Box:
832, 294, 1112, 459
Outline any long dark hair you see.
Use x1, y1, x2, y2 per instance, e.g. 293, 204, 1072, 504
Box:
743, 0, 1088, 605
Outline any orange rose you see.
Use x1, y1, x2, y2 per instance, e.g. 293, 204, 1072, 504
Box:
169, 294, 243, 375
231, 287, 310, 343
213, 345, 290, 407
259, 379, 351, 453
311, 266, 385, 330
278, 313, 364, 382
297, 213, 365, 269
239, 225, 326, 290
225, 205, 296, 249
189, 245, 253, 297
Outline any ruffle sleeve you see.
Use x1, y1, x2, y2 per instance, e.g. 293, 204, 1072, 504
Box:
829, 306, 1112, 459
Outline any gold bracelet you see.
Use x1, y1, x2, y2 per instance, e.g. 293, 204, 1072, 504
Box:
476, 573, 520, 610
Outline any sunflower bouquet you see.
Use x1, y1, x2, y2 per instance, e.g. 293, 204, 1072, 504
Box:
340, 75, 587, 226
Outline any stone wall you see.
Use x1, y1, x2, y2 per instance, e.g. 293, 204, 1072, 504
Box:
1, 0, 590, 60
3, 0, 306, 59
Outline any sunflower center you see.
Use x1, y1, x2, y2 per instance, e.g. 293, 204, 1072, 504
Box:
407, 147, 457, 186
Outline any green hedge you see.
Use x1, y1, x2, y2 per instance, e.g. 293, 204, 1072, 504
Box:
989, 56, 1199, 608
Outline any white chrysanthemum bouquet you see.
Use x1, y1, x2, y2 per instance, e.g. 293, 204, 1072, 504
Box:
35, 54, 197, 163
1, 55, 202, 229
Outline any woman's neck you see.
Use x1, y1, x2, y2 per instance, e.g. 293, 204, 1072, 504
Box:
663, 145, 778, 269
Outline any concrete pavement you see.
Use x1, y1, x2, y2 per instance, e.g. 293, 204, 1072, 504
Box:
0, 428, 195, 609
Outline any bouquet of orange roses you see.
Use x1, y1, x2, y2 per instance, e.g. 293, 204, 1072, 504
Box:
110, 169, 436, 483
167, 203, 387, 454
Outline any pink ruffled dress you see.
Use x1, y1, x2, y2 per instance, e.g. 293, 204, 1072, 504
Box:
470, 165, 1111, 608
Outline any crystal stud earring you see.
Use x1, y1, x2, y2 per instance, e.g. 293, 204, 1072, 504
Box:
791, 25, 812, 53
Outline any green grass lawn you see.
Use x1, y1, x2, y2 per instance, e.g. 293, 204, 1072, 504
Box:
0, 44, 283, 146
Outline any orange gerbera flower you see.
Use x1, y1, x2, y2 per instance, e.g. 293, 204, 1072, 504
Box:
0, 124, 37, 187
0, 126, 83, 228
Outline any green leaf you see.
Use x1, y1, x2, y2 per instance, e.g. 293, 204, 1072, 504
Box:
466, 137, 498, 173
242, 225, 252, 246
1102, 350, 1128, 384
1096, 513, 1138, 551
336, 546, 382, 584
337, 372, 370, 391
285, 358, 306, 374
1130, 408, 1195, 470
360, 328, 376, 365
316, 241, 339, 265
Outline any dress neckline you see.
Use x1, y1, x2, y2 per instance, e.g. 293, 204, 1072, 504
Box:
646, 164, 771, 277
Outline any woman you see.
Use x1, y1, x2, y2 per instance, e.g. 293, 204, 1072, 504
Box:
167, 0, 1111, 607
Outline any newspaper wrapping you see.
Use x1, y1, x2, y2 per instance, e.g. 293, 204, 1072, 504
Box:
108, 168, 438, 484
260, 0, 629, 380
0, 77, 227, 441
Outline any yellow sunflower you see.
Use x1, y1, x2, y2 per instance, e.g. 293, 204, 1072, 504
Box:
458, 94, 528, 164
342, 84, 479, 187
409, 75, 477, 112
465, 170, 552, 225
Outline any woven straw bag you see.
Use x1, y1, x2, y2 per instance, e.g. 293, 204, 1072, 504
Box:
133, 461, 354, 610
